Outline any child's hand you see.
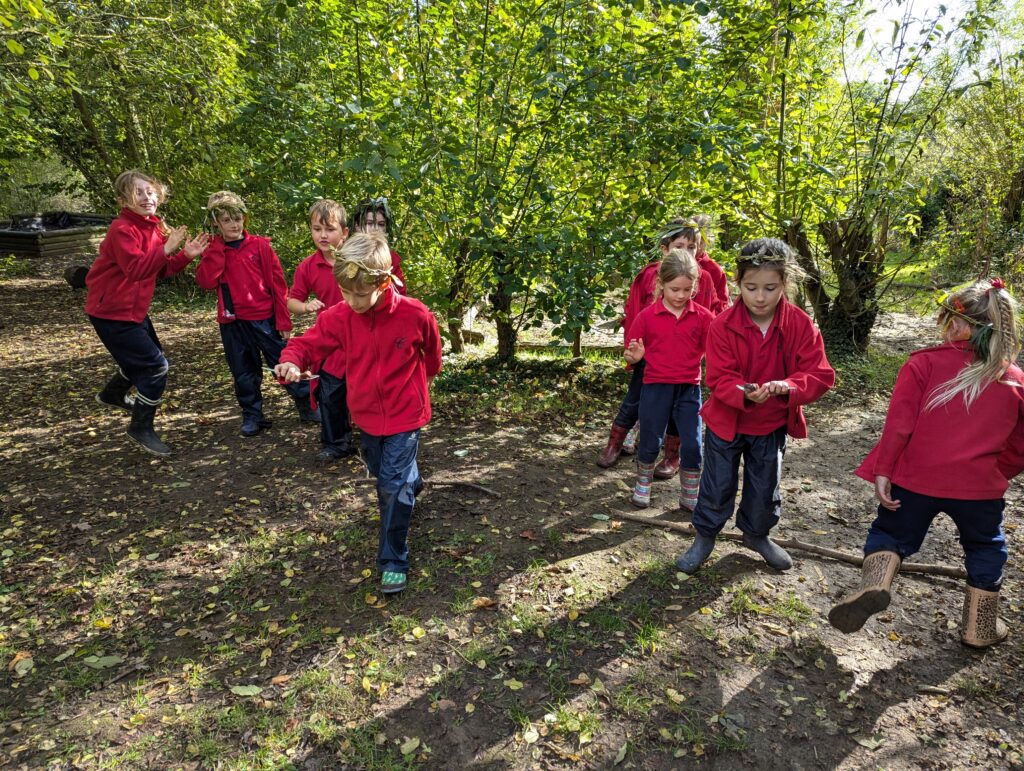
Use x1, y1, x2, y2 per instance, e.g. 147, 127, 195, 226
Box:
164, 225, 188, 255
305, 299, 325, 313
624, 338, 645, 364
280, 330, 292, 341
744, 383, 772, 403
763, 380, 792, 396
874, 475, 900, 511
182, 231, 211, 259
274, 363, 302, 383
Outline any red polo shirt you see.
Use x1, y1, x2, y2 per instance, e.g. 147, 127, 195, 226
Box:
622, 262, 718, 346
697, 251, 729, 312
856, 344, 1024, 499
628, 299, 712, 385
290, 251, 345, 377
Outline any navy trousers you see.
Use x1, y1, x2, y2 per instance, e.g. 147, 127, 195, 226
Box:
692, 426, 787, 538
219, 318, 308, 420
317, 370, 352, 454
361, 430, 423, 573
864, 485, 1007, 591
90, 315, 168, 404
637, 383, 702, 467
612, 360, 679, 438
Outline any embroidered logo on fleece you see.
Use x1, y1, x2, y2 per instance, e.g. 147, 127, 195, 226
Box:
394, 336, 406, 349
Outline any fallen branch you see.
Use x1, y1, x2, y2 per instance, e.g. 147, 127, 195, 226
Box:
613, 512, 967, 579
346, 477, 500, 498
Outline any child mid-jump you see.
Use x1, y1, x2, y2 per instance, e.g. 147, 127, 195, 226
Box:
288, 199, 353, 462
623, 249, 713, 510
676, 238, 835, 574
829, 279, 1023, 648
597, 219, 721, 473
87, 169, 210, 456
195, 191, 319, 436
275, 233, 442, 594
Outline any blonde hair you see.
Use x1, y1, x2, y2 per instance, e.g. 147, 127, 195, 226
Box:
659, 215, 713, 252
333, 232, 393, 289
655, 248, 701, 298
926, 279, 1021, 411
114, 170, 169, 233
309, 199, 347, 227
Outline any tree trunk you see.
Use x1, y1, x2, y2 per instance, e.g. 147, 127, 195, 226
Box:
572, 328, 582, 358
446, 238, 470, 354
490, 251, 516, 362
783, 218, 830, 324
1001, 163, 1024, 225
817, 215, 880, 353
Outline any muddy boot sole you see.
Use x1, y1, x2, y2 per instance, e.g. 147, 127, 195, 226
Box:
828, 588, 891, 633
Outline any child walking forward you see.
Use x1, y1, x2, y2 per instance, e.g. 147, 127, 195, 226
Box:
623, 249, 713, 510
829, 279, 1024, 648
676, 238, 835, 573
275, 233, 442, 594
598, 217, 722, 475
195, 191, 320, 437
87, 170, 209, 456
288, 200, 354, 462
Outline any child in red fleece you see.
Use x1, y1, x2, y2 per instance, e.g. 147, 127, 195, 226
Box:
195, 191, 319, 436
288, 199, 353, 462
87, 170, 210, 457
597, 218, 721, 475
676, 238, 834, 574
623, 249, 713, 511
275, 233, 442, 595
829, 279, 1023, 649
350, 197, 407, 290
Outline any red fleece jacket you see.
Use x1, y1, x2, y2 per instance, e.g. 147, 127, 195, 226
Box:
700, 298, 835, 441
195, 233, 291, 332
856, 343, 1024, 499
85, 209, 193, 322
279, 286, 442, 436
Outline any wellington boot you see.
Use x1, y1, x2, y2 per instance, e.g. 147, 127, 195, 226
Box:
97, 371, 135, 412
828, 551, 901, 633
679, 467, 700, 511
621, 424, 638, 455
597, 424, 629, 468
675, 533, 716, 574
654, 434, 681, 479
961, 585, 1009, 649
126, 400, 171, 457
630, 461, 656, 508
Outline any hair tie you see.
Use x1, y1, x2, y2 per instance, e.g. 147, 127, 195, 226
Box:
990, 277, 1005, 291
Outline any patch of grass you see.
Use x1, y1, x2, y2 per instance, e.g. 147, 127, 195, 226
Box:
450, 586, 477, 615
611, 683, 656, 718
339, 723, 417, 770
770, 592, 813, 623
830, 349, 905, 400
587, 607, 628, 633
0, 254, 35, 278
551, 703, 601, 743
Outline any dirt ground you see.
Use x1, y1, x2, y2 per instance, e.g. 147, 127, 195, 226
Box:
1, 261, 1022, 770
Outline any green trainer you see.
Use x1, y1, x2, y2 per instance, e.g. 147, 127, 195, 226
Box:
381, 571, 407, 594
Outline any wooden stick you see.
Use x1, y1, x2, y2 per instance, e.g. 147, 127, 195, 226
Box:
346, 477, 500, 498
613, 512, 967, 579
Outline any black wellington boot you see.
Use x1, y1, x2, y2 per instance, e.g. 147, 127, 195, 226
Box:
96, 371, 135, 412
127, 400, 171, 457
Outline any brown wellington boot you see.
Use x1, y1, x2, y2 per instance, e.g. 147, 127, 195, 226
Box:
828, 551, 901, 633
960, 585, 1009, 649
597, 424, 629, 468
654, 434, 681, 479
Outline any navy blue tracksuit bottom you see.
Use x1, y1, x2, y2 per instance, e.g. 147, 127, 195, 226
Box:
219, 317, 308, 420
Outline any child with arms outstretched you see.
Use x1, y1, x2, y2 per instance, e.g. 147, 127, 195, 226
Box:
275, 233, 441, 594
675, 238, 835, 574
87, 170, 209, 456
829, 279, 1023, 648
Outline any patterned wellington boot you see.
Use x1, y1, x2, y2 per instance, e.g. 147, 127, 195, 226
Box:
620, 424, 639, 456
630, 461, 656, 508
654, 434, 681, 479
828, 551, 901, 633
679, 467, 700, 511
960, 585, 1009, 649
597, 424, 629, 468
